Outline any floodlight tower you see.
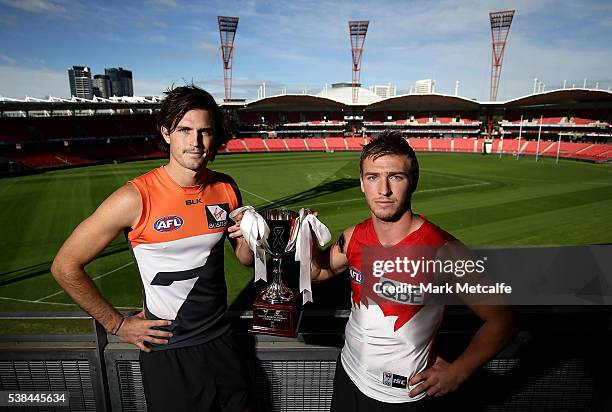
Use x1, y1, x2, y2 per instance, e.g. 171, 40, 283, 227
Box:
218, 16, 239, 102
487, 10, 515, 139
489, 10, 514, 101
349, 20, 369, 104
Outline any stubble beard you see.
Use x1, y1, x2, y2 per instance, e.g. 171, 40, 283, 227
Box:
369, 197, 412, 223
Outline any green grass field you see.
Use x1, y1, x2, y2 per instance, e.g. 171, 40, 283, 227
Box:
1, 152, 611, 317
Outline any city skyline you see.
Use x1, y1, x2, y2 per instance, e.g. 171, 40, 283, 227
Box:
0, 0, 611, 101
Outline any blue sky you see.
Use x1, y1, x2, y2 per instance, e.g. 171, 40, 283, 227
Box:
1, 0, 611, 101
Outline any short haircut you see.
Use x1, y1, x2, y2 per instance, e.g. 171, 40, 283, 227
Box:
360, 130, 419, 194
156, 85, 227, 161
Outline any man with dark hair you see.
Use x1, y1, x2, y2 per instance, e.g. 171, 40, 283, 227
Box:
311, 130, 516, 411
52, 85, 253, 411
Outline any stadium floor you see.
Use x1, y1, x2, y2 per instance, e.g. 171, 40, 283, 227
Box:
0, 151, 611, 320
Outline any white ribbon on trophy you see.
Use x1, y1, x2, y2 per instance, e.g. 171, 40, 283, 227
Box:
229, 206, 331, 304
294, 208, 331, 303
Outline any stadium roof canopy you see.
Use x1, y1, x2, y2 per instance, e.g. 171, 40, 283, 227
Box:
317, 83, 382, 106
0, 95, 163, 114
243, 94, 346, 111
501, 89, 612, 108
366, 93, 480, 111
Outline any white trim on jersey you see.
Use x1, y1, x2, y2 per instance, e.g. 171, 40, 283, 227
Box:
132, 232, 224, 320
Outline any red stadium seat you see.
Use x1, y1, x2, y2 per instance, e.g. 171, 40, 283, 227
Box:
226, 139, 247, 152
325, 137, 346, 151
285, 139, 308, 151
346, 137, 365, 150
305, 138, 326, 151
430, 139, 451, 152
407, 138, 429, 151
265, 139, 288, 152
243, 138, 267, 152
452, 138, 477, 153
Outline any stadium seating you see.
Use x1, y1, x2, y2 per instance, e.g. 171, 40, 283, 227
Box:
265, 139, 288, 151
346, 137, 366, 150
285, 139, 308, 151
326, 137, 346, 151
407, 138, 429, 151
430, 139, 452, 152
554, 142, 590, 158
304, 138, 326, 151
226, 139, 247, 152
574, 144, 612, 160
452, 138, 477, 153
3, 102, 610, 171
496, 138, 520, 154
243, 138, 267, 152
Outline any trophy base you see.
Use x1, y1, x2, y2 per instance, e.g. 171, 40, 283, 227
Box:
249, 288, 302, 338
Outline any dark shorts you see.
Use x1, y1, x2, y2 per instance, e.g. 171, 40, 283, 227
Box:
139, 332, 250, 412
331, 355, 430, 412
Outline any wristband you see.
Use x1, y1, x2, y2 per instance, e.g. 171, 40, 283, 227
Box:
112, 316, 126, 336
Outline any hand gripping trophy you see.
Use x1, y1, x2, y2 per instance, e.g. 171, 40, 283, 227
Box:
230, 207, 331, 337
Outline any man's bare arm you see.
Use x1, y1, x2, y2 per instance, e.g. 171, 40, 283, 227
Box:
409, 303, 517, 397
226, 181, 254, 266
51, 184, 173, 352
310, 226, 354, 283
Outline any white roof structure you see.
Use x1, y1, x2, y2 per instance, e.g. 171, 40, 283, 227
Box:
317, 83, 382, 105
0, 95, 163, 103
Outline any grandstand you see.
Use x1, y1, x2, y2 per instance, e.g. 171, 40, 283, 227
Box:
1, 87, 611, 173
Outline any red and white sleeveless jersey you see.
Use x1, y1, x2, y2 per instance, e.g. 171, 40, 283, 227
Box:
342, 217, 454, 402
127, 166, 239, 350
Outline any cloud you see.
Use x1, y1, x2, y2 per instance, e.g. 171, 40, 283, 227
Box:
0, 54, 16, 65
198, 42, 218, 54
147, 34, 168, 44
146, 0, 178, 8
0, 0, 69, 16
132, 78, 175, 96
134, 16, 167, 29
0, 65, 68, 98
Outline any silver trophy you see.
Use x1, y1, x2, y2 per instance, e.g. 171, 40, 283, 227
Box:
259, 208, 300, 304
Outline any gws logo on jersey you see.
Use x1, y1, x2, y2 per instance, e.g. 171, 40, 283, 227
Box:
153, 216, 184, 232
382, 372, 407, 389
205, 203, 231, 229
349, 267, 363, 284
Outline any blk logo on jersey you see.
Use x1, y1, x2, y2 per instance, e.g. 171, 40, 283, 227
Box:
153, 216, 184, 232
382, 372, 407, 389
349, 267, 363, 284
205, 203, 231, 229
185, 198, 202, 206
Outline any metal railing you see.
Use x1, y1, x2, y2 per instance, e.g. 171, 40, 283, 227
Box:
1, 308, 611, 411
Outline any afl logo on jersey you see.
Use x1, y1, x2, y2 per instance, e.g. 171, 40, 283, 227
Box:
153, 216, 184, 232
349, 267, 363, 284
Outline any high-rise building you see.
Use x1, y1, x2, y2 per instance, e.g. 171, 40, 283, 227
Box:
415, 79, 435, 94
93, 74, 111, 98
68, 66, 93, 99
369, 84, 397, 99
105, 67, 133, 97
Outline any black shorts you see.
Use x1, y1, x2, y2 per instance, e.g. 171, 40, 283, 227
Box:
139, 332, 250, 412
331, 355, 430, 412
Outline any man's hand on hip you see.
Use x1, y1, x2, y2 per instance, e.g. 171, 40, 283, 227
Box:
116, 311, 173, 352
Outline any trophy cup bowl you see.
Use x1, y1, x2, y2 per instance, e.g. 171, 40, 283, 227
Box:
259, 208, 299, 304
250, 208, 303, 337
